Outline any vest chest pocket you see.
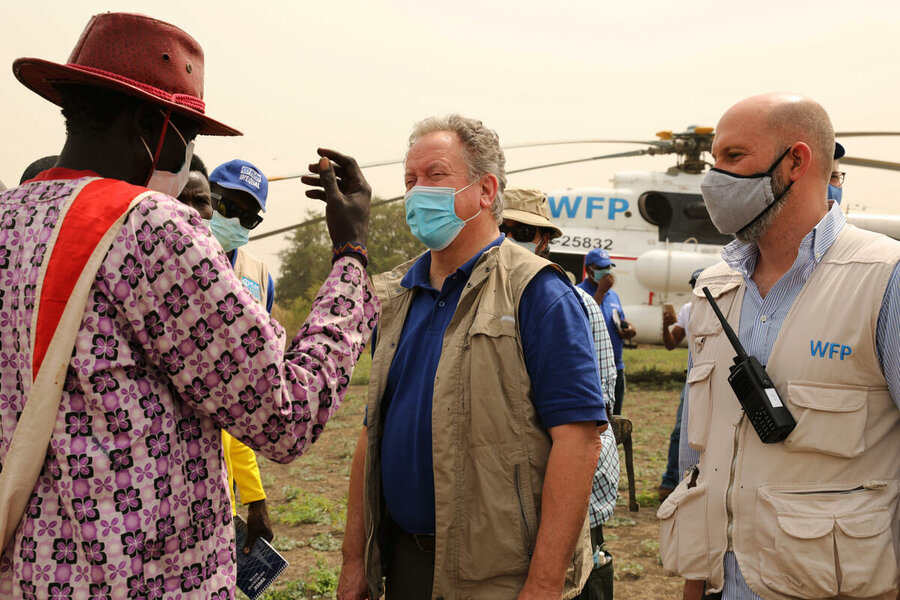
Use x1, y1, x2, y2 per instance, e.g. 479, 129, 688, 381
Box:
685, 361, 715, 452
756, 480, 900, 599
465, 313, 524, 446
657, 478, 710, 580
784, 382, 868, 458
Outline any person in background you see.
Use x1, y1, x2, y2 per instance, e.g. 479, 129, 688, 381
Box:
19, 155, 60, 184
176, 156, 274, 556
502, 187, 620, 600
178, 154, 213, 219
829, 141, 845, 204
208, 159, 275, 313
339, 115, 606, 600
577, 249, 636, 415
0, 12, 377, 596
657, 268, 704, 502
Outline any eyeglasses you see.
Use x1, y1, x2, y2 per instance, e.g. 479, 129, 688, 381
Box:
210, 192, 264, 229
830, 171, 846, 187
499, 223, 539, 243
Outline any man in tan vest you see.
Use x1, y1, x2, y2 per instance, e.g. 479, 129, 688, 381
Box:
659, 93, 900, 600
338, 115, 608, 600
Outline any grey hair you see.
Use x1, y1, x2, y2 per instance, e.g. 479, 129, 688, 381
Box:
408, 114, 507, 224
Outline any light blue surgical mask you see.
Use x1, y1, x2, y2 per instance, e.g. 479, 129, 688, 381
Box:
511, 239, 538, 254
591, 267, 612, 283
828, 184, 843, 205
404, 182, 480, 250
209, 210, 250, 253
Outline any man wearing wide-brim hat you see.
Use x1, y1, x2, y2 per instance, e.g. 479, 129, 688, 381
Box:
500, 187, 563, 257
0, 12, 378, 598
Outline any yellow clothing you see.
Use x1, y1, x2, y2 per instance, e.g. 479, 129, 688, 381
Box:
222, 431, 267, 515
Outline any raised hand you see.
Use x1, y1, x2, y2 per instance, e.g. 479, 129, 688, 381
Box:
301, 148, 371, 246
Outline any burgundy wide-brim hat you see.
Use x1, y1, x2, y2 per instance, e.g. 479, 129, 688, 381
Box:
13, 12, 241, 136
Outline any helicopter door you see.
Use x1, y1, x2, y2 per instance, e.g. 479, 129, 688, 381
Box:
638, 191, 732, 245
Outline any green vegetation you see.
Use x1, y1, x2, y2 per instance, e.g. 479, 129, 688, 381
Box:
276, 202, 424, 307
271, 535, 305, 552
275, 488, 346, 527
636, 539, 660, 557
623, 346, 689, 390
308, 533, 341, 552
302, 556, 339, 597
636, 489, 661, 508
617, 561, 645, 579
349, 352, 371, 386
605, 515, 636, 528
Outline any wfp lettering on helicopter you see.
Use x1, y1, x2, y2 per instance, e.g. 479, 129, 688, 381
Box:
547, 195, 630, 221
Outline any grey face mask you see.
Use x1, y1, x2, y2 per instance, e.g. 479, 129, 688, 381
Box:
700, 147, 793, 235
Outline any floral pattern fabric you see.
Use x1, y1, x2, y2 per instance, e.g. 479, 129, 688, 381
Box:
0, 177, 378, 599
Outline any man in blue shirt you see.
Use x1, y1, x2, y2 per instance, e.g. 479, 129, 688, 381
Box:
339, 115, 607, 600
577, 248, 636, 415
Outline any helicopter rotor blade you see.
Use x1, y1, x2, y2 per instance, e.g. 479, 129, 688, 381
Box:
840, 156, 900, 172
268, 140, 669, 182
504, 139, 668, 150
250, 149, 652, 241
267, 158, 406, 182
835, 131, 900, 138
506, 149, 652, 175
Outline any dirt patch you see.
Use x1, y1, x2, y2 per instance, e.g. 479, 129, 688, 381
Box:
251, 385, 685, 598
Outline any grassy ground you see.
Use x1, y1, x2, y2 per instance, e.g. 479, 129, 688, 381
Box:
241, 346, 687, 599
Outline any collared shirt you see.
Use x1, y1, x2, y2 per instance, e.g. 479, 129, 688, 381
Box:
577, 280, 627, 369
380, 237, 607, 533
0, 173, 378, 599
573, 286, 619, 527
574, 286, 617, 409
589, 427, 620, 528
679, 203, 900, 599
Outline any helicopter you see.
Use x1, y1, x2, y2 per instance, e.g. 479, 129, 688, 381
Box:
255, 127, 900, 345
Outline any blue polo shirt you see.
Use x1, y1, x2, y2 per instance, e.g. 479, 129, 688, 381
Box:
380, 237, 606, 533
577, 279, 626, 370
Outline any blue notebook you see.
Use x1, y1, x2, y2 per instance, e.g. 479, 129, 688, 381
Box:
234, 515, 289, 599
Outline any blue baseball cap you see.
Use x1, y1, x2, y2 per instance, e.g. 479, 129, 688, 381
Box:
209, 159, 268, 212
689, 268, 705, 288
584, 248, 615, 268
834, 142, 845, 160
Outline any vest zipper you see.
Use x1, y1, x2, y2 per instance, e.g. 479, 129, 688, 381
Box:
514, 464, 534, 557
725, 413, 744, 551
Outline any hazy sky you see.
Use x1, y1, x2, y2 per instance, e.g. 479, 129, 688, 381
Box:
3, 0, 898, 276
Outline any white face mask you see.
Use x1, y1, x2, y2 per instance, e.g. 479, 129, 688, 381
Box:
141, 114, 194, 198
146, 140, 194, 198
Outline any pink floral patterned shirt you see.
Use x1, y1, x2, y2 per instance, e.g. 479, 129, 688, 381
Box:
0, 174, 378, 599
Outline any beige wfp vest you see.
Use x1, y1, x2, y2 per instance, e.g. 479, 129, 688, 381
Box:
233, 247, 270, 309
658, 225, 900, 600
363, 241, 593, 600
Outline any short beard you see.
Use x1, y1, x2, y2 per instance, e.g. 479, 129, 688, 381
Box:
735, 169, 791, 244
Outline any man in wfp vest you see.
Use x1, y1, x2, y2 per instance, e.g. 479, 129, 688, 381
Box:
0, 13, 377, 597
660, 93, 900, 600
337, 115, 608, 600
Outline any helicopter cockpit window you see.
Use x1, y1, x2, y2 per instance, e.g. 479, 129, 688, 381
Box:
638, 192, 672, 228
640, 191, 732, 245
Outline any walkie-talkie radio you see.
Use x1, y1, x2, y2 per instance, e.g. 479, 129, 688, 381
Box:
701, 287, 795, 443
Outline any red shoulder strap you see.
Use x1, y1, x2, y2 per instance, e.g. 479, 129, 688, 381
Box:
33, 179, 147, 377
